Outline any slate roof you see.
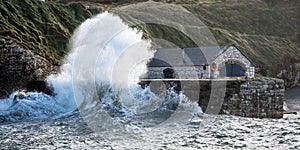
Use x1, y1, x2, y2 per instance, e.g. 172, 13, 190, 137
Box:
147, 45, 227, 67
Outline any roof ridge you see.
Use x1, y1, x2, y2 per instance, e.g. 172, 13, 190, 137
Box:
156, 45, 229, 50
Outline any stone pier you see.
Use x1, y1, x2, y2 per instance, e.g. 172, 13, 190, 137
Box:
139, 78, 285, 118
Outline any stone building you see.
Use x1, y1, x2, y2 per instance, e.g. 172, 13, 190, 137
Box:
144, 45, 255, 79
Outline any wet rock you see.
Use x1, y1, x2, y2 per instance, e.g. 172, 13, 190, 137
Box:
26, 81, 54, 96
0, 39, 5, 44
0, 38, 56, 98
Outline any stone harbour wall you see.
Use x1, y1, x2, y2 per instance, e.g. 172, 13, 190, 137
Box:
140, 77, 285, 118
220, 78, 284, 118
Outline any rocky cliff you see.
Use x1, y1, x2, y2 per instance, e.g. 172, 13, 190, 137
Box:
0, 0, 96, 97
277, 63, 300, 88
0, 38, 55, 97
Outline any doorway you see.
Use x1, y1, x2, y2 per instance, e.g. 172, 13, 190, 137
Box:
220, 64, 245, 77
163, 68, 175, 79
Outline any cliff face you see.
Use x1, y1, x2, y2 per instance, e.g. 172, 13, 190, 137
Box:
0, 39, 55, 97
0, 0, 95, 64
277, 63, 300, 88
0, 0, 96, 97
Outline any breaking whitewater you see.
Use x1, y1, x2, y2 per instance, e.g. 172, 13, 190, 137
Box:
0, 13, 300, 149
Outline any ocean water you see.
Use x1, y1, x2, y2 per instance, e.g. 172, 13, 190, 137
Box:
0, 12, 300, 149
1, 107, 300, 149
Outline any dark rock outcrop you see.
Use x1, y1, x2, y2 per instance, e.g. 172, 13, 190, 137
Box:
277, 63, 300, 88
0, 38, 56, 98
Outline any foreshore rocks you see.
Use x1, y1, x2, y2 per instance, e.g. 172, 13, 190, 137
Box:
0, 38, 56, 98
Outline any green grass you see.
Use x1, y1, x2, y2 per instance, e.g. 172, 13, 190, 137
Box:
116, 0, 300, 77
0, 0, 94, 65
1, 0, 299, 79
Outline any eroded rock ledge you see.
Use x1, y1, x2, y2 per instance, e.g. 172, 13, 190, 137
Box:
0, 38, 55, 98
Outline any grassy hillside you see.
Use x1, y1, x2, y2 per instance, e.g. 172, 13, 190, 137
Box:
0, 0, 95, 65
1, 0, 299, 78
115, 0, 300, 76
180, 0, 300, 76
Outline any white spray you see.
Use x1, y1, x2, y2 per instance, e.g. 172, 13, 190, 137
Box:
0, 12, 202, 124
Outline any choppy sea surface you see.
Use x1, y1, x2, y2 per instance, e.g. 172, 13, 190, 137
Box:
0, 106, 300, 149
0, 86, 299, 149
